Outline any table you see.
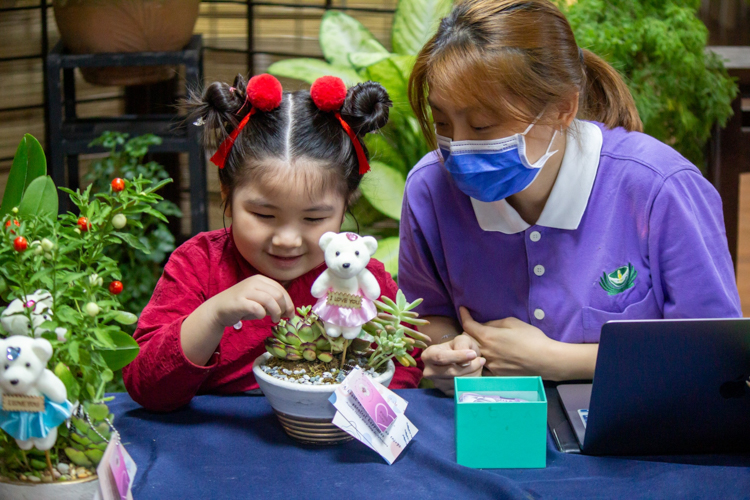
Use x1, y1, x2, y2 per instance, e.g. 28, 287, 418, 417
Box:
109, 390, 750, 499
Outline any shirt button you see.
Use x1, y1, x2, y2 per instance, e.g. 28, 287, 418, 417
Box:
534, 308, 545, 320
530, 231, 541, 242
534, 265, 545, 276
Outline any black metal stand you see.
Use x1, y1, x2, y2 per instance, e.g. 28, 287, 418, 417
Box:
45, 35, 208, 235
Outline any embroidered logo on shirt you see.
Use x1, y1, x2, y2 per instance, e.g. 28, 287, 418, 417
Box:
599, 263, 637, 295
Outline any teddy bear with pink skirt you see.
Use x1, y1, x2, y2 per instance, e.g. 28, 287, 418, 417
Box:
311, 232, 381, 340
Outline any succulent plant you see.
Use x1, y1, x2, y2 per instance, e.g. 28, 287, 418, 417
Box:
265, 306, 344, 363
61, 403, 113, 468
264, 292, 430, 372
364, 291, 430, 370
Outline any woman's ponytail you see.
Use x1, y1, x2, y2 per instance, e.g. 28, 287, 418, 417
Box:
579, 49, 642, 133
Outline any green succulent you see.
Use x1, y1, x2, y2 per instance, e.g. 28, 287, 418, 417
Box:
364, 290, 431, 370
265, 292, 431, 371
62, 403, 113, 468
265, 307, 344, 363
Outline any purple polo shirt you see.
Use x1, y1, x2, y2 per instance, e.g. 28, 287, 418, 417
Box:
398, 121, 741, 343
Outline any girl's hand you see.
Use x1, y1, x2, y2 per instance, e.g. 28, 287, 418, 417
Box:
459, 307, 597, 380
211, 275, 295, 327
422, 334, 485, 396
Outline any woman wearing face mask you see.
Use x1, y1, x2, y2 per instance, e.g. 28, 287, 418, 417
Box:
399, 0, 741, 395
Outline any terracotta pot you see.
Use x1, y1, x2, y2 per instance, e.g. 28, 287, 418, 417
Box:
52, 0, 201, 86
253, 352, 396, 445
0, 475, 99, 500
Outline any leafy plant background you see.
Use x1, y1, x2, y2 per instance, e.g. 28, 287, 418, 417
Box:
0, 134, 171, 478
269, 0, 736, 279
84, 132, 182, 326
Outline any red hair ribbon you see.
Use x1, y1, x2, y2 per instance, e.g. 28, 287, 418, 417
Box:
310, 76, 370, 175
210, 74, 283, 169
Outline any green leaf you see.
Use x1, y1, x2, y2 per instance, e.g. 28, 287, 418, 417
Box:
267, 58, 363, 86
84, 402, 110, 421
348, 51, 391, 71
54, 362, 80, 401
84, 449, 104, 466
392, 0, 453, 55
358, 161, 406, 220
94, 330, 140, 371
0, 134, 47, 217
319, 11, 388, 68
17, 176, 58, 219
93, 328, 116, 349
113, 231, 151, 254
113, 310, 138, 325
373, 237, 400, 279
65, 448, 93, 467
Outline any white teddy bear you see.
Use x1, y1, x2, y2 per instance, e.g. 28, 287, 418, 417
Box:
0, 336, 73, 451
0, 290, 67, 342
311, 232, 381, 339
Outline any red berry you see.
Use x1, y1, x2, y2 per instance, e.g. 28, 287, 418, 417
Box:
13, 236, 27, 252
77, 217, 91, 232
109, 281, 123, 295
5, 220, 19, 234
111, 178, 125, 192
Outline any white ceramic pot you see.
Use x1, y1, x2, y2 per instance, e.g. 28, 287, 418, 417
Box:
0, 476, 98, 500
252, 352, 395, 444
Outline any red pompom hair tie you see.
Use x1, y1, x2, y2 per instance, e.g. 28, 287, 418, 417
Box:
310, 76, 370, 175
210, 74, 283, 169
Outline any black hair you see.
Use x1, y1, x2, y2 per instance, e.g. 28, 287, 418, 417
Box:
187, 75, 392, 210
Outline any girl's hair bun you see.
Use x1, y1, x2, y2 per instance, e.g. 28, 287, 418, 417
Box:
340, 81, 392, 136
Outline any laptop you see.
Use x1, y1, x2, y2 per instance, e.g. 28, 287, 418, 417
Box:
550, 318, 750, 455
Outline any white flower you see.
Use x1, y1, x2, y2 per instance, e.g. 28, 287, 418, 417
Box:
88, 274, 103, 287
0, 290, 54, 337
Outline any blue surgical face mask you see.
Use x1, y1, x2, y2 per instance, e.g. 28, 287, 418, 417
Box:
437, 120, 559, 202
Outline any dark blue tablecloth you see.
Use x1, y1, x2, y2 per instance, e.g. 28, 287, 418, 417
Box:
109, 390, 750, 499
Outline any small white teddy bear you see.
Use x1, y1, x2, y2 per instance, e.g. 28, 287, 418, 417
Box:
0, 336, 73, 451
311, 232, 381, 339
0, 290, 67, 342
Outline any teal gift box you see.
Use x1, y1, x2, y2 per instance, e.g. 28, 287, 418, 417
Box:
454, 376, 547, 469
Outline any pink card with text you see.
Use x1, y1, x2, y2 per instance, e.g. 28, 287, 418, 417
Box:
350, 368, 397, 432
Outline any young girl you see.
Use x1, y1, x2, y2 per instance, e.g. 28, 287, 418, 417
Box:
400, 0, 741, 395
123, 74, 422, 412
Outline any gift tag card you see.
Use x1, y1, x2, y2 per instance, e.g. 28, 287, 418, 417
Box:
95, 432, 137, 500
349, 367, 398, 431
329, 367, 418, 464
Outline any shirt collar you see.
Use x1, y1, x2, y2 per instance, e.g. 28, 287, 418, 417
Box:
470, 120, 603, 234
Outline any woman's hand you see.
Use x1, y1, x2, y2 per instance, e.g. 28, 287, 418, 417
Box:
459, 307, 598, 380
422, 334, 485, 396
210, 275, 295, 327
180, 275, 294, 366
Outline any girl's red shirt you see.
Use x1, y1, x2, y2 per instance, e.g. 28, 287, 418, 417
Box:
123, 228, 423, 412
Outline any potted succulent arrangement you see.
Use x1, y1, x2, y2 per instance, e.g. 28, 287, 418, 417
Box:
52, 0, 201, 86
0, 134, 171, 498
253, 232, 430, 445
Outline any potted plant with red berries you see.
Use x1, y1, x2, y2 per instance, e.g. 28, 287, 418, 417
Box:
0, 134, 171, 498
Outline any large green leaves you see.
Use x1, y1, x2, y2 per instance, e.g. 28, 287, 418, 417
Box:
18, 175, 58, 219
392, 0, 452, 55
0, 134, 47, 216
94, 330, 140, 371
359, 161, 406, 220
267, 58, 362, 87
319, 11, 389, 68
373, 236, 400, 278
